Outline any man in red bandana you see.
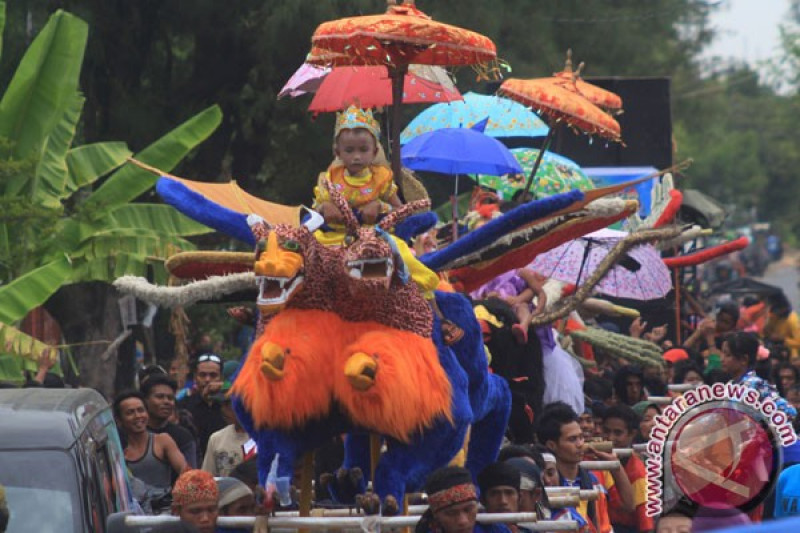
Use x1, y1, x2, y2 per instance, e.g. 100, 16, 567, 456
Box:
416, 466, 511, 533
171, 469, 219, 533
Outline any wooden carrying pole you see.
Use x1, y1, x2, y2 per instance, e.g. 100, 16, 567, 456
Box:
389, 65, 409, 195
299, 452, 314, 533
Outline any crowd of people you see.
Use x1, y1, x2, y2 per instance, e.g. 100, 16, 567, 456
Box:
5, 105, 800, 533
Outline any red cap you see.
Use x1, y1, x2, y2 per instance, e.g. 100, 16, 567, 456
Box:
663, 348, 690, 364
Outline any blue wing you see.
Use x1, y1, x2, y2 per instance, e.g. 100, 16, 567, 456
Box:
419, 190, 584, 271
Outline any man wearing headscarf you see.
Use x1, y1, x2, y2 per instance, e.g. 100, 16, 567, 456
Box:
503, 458, 544, 516
416, 466, 510, 533
171, 470, 219, 533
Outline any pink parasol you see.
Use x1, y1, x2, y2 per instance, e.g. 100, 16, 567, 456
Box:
278, 63, 331, 99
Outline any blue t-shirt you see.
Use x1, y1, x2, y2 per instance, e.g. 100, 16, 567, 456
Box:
775, 463, 800, 518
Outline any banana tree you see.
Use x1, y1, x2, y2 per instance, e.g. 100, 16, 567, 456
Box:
0, 6, 222, 393
0, 321, 60, 385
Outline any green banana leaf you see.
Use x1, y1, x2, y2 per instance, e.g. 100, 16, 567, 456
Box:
66, 141, 131, 191
0, 2, 6, 61
35, 94, 84, 206
44, 200, 208, 266
107, 204, 212, 237
0, 255, 72, 323
82, 105, 223, 215
0, 10, 87, 163
74, 232, 195, 262
0, 321, 62, 383
73, 252, 168, 284
44, 218, 94, 261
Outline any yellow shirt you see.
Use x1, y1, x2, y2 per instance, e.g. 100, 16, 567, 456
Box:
765, 311, 800, 358
313, 165, 397, 211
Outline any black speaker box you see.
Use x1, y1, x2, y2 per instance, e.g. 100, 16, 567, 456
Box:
488, 77, 673, 169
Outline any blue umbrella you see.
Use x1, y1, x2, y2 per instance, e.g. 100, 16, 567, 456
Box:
400, 91, 549, 144
401, 124, 523, 176
401, 123, 522, 240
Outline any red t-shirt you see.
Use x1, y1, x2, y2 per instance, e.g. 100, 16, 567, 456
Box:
607, 454, 655, 532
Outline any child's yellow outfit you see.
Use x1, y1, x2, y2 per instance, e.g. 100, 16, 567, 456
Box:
312, 164, 397, 217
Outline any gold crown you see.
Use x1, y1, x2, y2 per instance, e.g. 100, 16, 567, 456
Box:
335, 105, 381, 140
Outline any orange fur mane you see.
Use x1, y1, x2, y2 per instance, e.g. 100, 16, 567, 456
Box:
334, 324, 452, 442
231, 309, 452, 441
231, 309, 339, 429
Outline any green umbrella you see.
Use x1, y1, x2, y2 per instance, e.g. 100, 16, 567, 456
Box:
472, 147, 594, 201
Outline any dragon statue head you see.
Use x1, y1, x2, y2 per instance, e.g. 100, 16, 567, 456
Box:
248, 210, 324, 315
322, 179, 430, 293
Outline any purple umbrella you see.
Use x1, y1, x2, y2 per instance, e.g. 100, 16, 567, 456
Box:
530, 228, 672, 300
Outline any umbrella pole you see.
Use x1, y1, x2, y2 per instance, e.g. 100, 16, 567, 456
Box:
389, 65, 408, 199
521, 125, 557, 202
452, 174, 460, 241
575, 239, 594, 288
674, 263, 682, 345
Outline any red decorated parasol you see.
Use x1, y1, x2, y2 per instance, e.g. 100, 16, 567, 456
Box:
308, 64, 462, 113
549, 50, 623, 113
498, 72, 622, 202
309, 0, 497, 191
498, 78, 621, 141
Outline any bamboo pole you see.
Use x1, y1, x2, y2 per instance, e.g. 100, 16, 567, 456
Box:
579, 460, 620, 470
646, 396, 674, 406
668, 383, 698, 393
126, 514, 579, 531
389, 65, 409, 196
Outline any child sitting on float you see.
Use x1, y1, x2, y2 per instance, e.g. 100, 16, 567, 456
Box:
313, 104, 403, 225
312, 105, 463, 344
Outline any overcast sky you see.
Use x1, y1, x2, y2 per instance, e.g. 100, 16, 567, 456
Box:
702, 0, 792, 69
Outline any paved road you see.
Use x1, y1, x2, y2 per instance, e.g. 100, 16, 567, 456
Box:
758, 251, 800, 310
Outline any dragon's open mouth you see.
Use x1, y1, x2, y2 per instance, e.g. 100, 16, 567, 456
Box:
256, 273, 303, 306
346, 258, 393, 281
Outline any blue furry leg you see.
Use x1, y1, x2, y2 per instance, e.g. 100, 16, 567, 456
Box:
371, 298, 474, 504
465, 374, 512, 481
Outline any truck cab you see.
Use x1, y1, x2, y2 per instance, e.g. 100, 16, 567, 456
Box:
0, 388, 134, 532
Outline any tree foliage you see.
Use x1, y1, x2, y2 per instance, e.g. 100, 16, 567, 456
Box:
5, 0, 800, 240
0, 5, 218, 325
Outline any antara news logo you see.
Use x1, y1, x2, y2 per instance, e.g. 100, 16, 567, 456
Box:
644, 382, 797, 516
